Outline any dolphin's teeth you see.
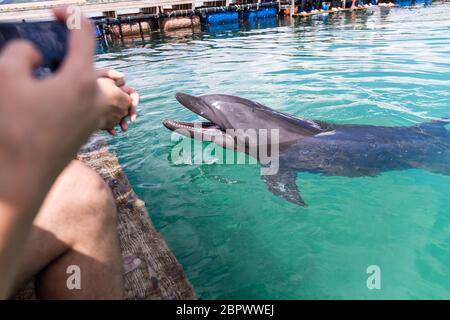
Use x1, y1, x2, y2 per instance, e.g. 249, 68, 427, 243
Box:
166, 119, 222, 133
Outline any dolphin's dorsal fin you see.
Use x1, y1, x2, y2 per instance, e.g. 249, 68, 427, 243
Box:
261, 171, 306, 206
417, 117, 450, 135
420, 117, 450, 126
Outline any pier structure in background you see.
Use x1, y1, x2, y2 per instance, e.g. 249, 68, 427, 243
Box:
0, 0, 379, 42
0, 0, 282, 21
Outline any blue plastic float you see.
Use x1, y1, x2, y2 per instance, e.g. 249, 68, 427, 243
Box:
395, 0, 432, 6
201, 11, 239, 25
255, 7, 277, 19
240, 9, 257, 20
203, 7, 277, 25
206, 22, 240, 33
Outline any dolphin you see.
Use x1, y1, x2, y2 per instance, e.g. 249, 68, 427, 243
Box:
163, 93, 450, 206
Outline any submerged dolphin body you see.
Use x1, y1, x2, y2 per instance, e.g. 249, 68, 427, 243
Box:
163, 93, 450, 206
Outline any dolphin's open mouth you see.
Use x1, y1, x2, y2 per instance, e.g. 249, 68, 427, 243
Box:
162, 93, 226, 139
162, 119, 224, 135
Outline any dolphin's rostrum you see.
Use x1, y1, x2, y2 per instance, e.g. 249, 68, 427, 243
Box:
163, 93, 450, 206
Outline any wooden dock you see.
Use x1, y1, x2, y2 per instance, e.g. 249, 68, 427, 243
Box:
0, 0, 233, 21
0, 0, 377, 42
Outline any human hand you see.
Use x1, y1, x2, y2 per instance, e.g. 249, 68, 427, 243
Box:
0, 7, 113, 298
96, 69, 139, 135
0, 8, 104, 204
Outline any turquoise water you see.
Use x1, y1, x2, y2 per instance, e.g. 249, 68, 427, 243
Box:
97, 4, 450, 299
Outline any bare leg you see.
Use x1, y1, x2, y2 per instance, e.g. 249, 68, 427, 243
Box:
12, 160, 123, 299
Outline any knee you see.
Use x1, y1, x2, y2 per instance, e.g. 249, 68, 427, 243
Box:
57, 161, 118, 228
78, 165, 117, 228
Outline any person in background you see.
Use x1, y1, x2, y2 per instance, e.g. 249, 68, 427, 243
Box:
299, 0, 309, 15
0, 8, 139, 299
378, 0, 396, 6
330, 0, 342, 10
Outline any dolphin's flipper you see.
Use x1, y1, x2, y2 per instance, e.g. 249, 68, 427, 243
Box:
261, 171, 306, 206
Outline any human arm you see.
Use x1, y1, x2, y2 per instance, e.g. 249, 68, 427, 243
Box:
0, 8, 107, 298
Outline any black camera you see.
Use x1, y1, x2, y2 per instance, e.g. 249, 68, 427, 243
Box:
0, 20, 68, 77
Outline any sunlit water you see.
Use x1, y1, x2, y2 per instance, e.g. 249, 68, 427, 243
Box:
97, 3, 450, 299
